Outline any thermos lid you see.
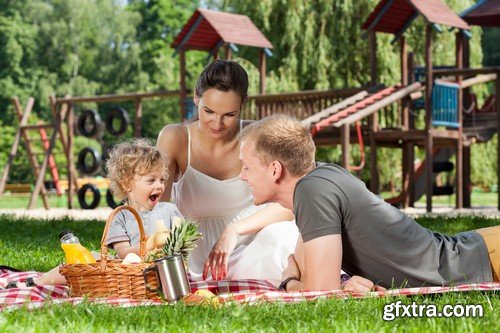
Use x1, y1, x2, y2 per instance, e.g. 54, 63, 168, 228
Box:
153, 254, 182, 262
58, 229, 73, 239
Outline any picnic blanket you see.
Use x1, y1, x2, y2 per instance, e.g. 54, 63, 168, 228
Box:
1, 268, 499, 311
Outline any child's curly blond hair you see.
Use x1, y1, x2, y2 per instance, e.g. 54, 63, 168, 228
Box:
105, 138, 169, 201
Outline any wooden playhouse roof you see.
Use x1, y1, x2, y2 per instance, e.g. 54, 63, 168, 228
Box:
362, 0, 470, 34
461, 0, 500, 27
172, 8, 273, 52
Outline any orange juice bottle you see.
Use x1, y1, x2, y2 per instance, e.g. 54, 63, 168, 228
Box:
59, 229, 96, 264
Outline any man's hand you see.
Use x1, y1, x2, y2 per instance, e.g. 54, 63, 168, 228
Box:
341, 275, 386, 293
203, 224, 238, 280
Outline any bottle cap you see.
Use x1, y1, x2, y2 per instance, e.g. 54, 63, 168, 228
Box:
58, 229, 73, 239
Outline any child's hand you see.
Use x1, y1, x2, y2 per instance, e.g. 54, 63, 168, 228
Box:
146, 219, 170, 252
146, 234, 156, 252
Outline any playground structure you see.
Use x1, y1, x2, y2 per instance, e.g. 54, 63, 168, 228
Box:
171, 8, 274, 119
244, 0, 500, 212
298, 0, 500, 213
0, 90, 179, 209
1, 3, 499, 212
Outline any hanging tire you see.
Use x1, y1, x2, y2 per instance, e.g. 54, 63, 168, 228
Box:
77, 147, 102, 175
76, 109, 104, 138
105, 107, 130, 136
106, 188, 123, 208
78, 183, 101, 209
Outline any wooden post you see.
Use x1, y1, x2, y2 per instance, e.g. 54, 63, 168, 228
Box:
400, 36, 411, 207
225, 44, 232, 60
134, 98, 142, 137
369, 31, 377, 86
407, 52, 415, 206
455, 31, 464, 209
369, 114, 379, 194
408, 52, 415, 129
497, 73, 500, 210
179, 48, 187, 121
341, 124, 350, 169
28, 103, 64, 209
463, 145, 471, 208
67, 103, 74, 209
259, 49, 266, 95
425, 25, 433, 212
50, 96, 77, 191
401, 37, 409, 129
463, 35, 471, 113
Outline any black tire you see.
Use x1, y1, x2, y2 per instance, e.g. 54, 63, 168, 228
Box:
433, 161, 454, 173
76, 109, 104, 138
78, 183, 101, 209
77, 147, 102, 175
106, 188, 123, 209
105, 107, 130, 136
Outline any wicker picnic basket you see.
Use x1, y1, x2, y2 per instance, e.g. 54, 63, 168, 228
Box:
59, 205, 159, 299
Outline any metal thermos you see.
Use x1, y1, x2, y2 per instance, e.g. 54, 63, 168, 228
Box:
144, 254, 191, 303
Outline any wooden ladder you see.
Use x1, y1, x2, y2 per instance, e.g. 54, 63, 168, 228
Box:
0, 97, 77, 209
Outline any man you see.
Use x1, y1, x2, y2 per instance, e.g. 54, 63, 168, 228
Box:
238, 114, 499, 292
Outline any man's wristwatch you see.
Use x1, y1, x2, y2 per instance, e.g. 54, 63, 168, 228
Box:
278, 276, 300, 291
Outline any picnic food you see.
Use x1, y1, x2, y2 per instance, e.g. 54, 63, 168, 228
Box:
122, 253, 142, 264
182, 289, 221, 306
59, 206, 159, 299
144, 217, 202, 263
145, 219, 171, 251
59, 229, 96, 264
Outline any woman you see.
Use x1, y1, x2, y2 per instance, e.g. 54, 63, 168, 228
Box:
157, 60, 299, 285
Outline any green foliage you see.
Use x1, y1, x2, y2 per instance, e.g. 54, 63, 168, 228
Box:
471, 134, 498, 188
0, 121, 32, 182
482, 27, 500, 66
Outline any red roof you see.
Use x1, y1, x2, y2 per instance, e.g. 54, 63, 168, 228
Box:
362, 0, 470, 34
172, 8, 273, 51
461, 0, 500, 27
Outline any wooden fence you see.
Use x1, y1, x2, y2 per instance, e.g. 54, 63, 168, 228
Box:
242, 87, 363, 121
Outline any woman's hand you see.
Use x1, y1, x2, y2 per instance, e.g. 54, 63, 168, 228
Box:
203, 224, 239, 280
341, 275, 386, 293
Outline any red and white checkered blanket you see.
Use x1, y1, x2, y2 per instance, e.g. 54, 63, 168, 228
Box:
1, 268, 499, 311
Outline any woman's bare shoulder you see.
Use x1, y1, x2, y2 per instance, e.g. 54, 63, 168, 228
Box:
157, 123, 188, 153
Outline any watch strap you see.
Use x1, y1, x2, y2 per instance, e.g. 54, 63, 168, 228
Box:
278, 276, 300, 291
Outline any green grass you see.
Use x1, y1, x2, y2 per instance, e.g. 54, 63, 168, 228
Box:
0, 193, 110, 209
379, 192, 498, 207
416, 192, 499, 206
1, 192, 497, 210
0, 215, 499, 332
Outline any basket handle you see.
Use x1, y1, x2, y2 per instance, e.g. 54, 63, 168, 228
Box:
99, 205, 147, 272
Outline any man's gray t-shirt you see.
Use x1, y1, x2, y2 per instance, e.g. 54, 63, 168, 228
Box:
106, 202, 182, 247
293, 164, 492, 288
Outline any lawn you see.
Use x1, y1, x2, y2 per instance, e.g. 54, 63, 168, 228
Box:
2, 192, 497, 210
0, 215, 498, 332
0, 193, 110, 210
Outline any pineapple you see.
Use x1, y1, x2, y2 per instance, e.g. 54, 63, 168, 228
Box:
144, 217, 202, 263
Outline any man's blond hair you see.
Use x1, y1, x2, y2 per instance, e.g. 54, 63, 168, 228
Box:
240, 114, 315, 176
